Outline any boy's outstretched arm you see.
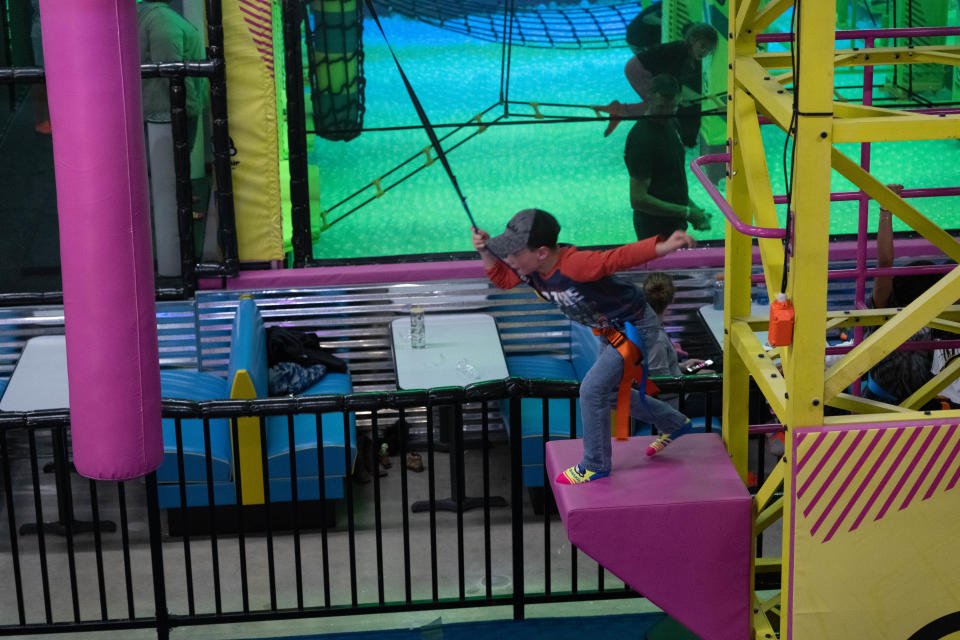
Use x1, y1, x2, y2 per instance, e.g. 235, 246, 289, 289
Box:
655, 230, 697, 256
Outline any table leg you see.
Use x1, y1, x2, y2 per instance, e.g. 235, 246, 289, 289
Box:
19, 430, 117, 536
411, 405, 507, 513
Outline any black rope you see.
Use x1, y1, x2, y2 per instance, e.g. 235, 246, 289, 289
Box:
326, 113, 505, 227
363, 0, 477, 228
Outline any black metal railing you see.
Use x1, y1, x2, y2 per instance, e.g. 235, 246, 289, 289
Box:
0, 375, 769, 639
0, 0, 237, 304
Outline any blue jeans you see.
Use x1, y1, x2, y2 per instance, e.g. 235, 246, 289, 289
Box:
579, 318, 689, 474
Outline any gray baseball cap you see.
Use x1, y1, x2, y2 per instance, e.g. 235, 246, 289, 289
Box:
487, 209, 560, 257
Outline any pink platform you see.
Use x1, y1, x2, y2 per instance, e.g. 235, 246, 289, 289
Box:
546, 434, 751, 640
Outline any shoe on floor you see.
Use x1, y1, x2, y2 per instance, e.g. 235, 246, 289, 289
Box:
555, 464, 609, 485
646, 420, 694, 457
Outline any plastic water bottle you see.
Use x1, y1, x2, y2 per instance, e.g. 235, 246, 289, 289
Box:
713, 273, 724, 310
410, 305, 426, 349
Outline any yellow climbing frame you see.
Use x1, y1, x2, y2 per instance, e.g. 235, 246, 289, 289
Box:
723, 1, 960, 637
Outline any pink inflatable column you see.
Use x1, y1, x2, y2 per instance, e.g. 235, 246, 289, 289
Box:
40, 0, 163, 479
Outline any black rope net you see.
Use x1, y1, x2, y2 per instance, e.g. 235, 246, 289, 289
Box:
371, 0, 644, 48
306, 0, 367, 141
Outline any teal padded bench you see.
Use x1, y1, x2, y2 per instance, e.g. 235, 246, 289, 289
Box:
157, 296, 356, 513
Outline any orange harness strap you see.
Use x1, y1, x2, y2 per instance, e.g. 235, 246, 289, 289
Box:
593, 327, 659, 441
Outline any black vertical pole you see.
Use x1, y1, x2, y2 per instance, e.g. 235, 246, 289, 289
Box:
1, 0, 15, 108
144, 473, 171, 640
509, 388, 525, 621
204, 0, 239, 275
282, 0, 314, 267
169, 75, 197, 296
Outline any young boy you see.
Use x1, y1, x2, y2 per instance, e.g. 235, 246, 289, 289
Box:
472, 209, 696, 484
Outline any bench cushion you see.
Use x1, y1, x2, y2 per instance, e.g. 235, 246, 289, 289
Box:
502, 355, 583, 487
265, 372, 357, 480
157, 370, 232, 484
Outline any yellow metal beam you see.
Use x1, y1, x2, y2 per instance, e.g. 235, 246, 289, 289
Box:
752, 593, 779, 640
833, 103, 910, 119
755, 45, 960, 70
756, 456, 785, 511
734, 0, 764, 40
736, 56, 794, 129
833, 114, 960, 143
831, 150, 960, 262
918, 51, 960, 65
734, 89, 784, 298
724, 0, 756, 484
747, 0, 794, 36
731, 321, 788, 421
828, 392, 914, 414
825, 317, 848, 332
723, 150, 756, 481
779, 2, 835, 620
817, 308, 960, 330
755, 557, 782, 574
755, 497, 784, 535
902, 357, 960, 410
824, 267, 960, 401
929, 318, 960, 334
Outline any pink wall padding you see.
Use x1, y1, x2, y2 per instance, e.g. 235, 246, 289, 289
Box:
41, 0, 162, 479
546, 435, 752, 640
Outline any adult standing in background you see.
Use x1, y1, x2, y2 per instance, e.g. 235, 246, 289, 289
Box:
138, 0, 207, 149
138, 0, 209, 275
624, 74, 710, 240
597, 22, 718, 144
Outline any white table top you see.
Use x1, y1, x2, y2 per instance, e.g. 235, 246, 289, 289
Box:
699, 303, 771, 352
390, 313, 508, 390
0, 335, 69, 411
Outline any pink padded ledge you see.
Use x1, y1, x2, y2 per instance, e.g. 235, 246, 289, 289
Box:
546, 435, 751, 640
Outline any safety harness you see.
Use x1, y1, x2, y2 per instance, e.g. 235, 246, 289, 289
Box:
593, 323, 659, 441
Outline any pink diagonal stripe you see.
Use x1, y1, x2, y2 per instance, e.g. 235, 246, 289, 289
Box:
251, 36, 274, 49
901, 423, 957, 510
924, 425, 960, 499
946, 447, 960, 491
821, 429, 886, 542
875, 426, 938, 521
238, 0, 272, 19
802, 431, 852, 517
256, 46, 273, 57
797, 432, 826, 474
808, 430, 866, 532
247, 26, 273, 40
798, 432, 846, 499
850, 427, 917, 532
239, 7, 271, 31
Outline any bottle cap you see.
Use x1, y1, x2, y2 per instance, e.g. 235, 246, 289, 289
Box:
715, 273, 724, 282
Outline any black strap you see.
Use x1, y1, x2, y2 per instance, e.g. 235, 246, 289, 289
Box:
362, 0, 476, 228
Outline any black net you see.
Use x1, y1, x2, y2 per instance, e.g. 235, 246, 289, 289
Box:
371, 0, 643, 49
306, 0, 367, 141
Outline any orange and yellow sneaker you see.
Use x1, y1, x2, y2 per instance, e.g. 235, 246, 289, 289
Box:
555, 464, 610, 485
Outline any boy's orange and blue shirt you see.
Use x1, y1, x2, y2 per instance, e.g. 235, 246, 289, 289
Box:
486, 236, 661, 329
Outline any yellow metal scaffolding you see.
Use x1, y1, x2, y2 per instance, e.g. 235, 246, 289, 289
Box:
724, 1, 960, 637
